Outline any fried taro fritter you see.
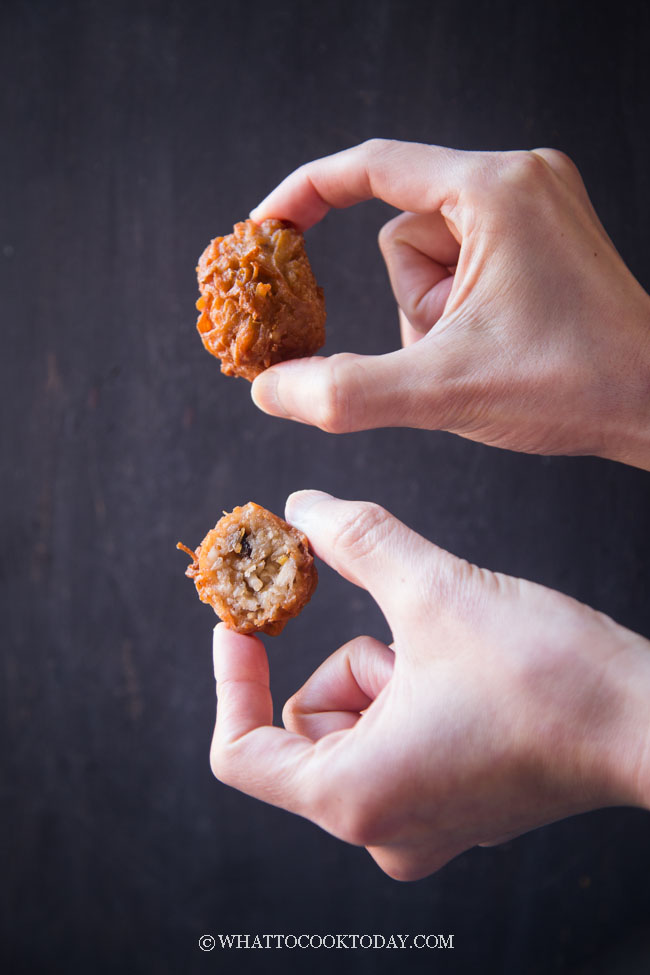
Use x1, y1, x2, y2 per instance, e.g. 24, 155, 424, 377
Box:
178, 502, 318, 636
195, 219, 326, 381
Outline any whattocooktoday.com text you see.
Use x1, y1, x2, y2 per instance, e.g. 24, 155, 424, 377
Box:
198, 933, 454, 951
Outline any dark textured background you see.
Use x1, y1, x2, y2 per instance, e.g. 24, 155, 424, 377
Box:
2, 1, 650, 973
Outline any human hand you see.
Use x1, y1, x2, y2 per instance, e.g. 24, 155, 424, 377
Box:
250, 140, 650, 471
210, 491, 650, 880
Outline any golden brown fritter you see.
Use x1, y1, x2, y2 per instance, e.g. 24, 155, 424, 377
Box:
178, 502, 318, 635
196, 219, 326, 381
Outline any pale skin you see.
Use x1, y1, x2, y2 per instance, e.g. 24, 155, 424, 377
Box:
210, 141, 650, 880
212, 492, 650, 881
249, 139, 650, 470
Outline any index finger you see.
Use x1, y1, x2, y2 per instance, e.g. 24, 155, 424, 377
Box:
250, 139, 469, 231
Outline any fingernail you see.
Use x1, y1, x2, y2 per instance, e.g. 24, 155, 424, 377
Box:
286, 490, 333, 529
251, 370, 287, 417
248, 202, 266, 222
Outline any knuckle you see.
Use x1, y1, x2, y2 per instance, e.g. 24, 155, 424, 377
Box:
378, 858, 423, 882
466, 150, 561, 218
337, 798, 386, 848
374, 849, 448, 881
361, 136, 391, 156
313, 360, 349, 433
532, 146, 579, 179
209, 740, 228, 782
501, 149, 549, 188
313, 354, 360, 433
281, 693, 301, 730
331, 501, 393, 563
456, 152, 500, 204
209, 735, 242, 788
377, 212, 407, 254
307, 756, 394, 848
377, 218, 396, 253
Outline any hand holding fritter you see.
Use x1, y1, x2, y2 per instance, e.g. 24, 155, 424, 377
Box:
210, 491, 650, 880
250, 140, 650, 471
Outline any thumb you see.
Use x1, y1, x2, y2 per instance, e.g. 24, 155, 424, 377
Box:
251, 345, 457, 433
284, 490, 458, 628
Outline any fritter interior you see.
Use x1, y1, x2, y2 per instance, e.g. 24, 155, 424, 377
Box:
179, 502, 317, 635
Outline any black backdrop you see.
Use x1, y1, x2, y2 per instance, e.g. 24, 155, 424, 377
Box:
2, 1, 650, 973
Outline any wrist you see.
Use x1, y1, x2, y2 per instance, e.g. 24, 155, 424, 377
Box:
597, 288, 650, 471
528, 604, 650, 816
587, 625, 650, 811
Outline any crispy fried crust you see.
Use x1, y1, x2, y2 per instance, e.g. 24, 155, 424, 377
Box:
178, 502, 318, 635
196, 219, 326, 381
